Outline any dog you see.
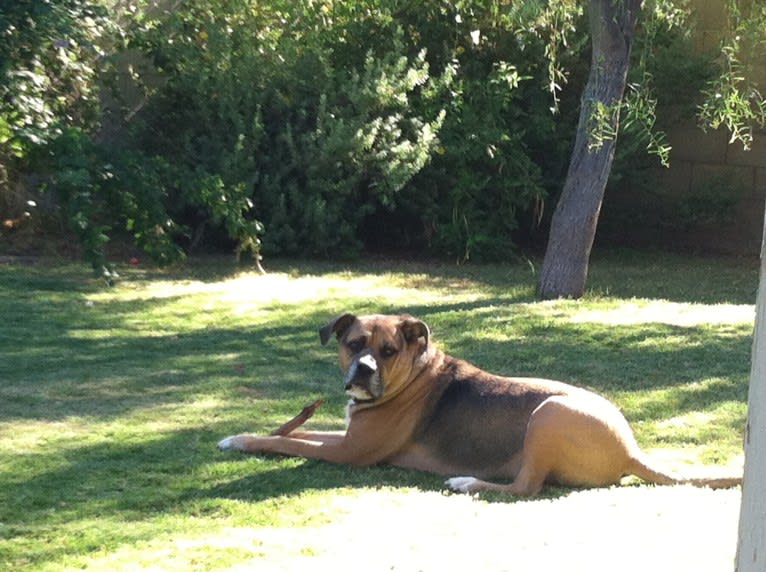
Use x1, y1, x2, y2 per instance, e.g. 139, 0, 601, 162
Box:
218, 313, 742, 495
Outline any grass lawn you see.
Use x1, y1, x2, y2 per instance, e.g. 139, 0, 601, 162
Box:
0, 251, 756, 571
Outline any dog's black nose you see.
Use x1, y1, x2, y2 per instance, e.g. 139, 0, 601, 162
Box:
356, 353, 377, 374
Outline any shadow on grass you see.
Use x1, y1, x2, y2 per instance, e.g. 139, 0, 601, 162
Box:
469, 323, 751, 390
0, 315, 333, 420
205, 457, 448, 501
204, 456, 574, 507
267, 252, 759, 305
586, 250, 758, 305
0, 256, 752, 424
0, 425, 447, 541
0, 297, 751, 422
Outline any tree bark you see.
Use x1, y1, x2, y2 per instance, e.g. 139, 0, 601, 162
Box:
736, 208, 766, 572
537, 0, 642, 299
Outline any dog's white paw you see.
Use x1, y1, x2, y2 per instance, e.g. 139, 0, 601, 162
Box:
217, 435, 245, 451
445, 476, 479, 493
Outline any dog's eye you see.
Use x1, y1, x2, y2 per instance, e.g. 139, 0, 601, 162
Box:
347, 339, 365, 353
380, 345, 398, 359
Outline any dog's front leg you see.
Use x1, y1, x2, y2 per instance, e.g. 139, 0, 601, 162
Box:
218, 431, 358, 464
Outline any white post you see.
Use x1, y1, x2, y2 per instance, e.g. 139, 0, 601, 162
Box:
736, 210, 766, 571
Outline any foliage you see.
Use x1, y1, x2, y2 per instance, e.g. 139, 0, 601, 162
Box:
600, 6, 721, 214
598, 9, 746, 247
0, 0, 107, 156
698, 0, 766, 149
0, 0, 108, 227
35, 127, 115, 277
600, 167, 746, 248
0, 1, 270, 274
2, 1, 765, 271
117, 1, 573, 261
674, 172, 744, 228
89, 2, 455, 259
30, 126, 192, 278
399, 4, 582, 262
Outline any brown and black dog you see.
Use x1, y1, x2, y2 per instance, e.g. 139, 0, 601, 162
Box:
218, 313, 741, 495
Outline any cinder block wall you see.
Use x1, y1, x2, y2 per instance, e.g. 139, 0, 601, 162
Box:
663, 0, 765, 254
602, 1, 765, 255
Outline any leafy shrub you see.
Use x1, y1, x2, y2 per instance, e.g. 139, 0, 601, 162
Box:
0, 0, 108, 230
2, 1, 583, 267
32, 128, 184, 278
410, 53, 562, 262
0, 1, 107, 155
121, 4, 453, 259
120, 1, 586, 262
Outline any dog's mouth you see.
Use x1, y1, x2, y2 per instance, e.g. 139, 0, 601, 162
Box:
345, 384, 376, 402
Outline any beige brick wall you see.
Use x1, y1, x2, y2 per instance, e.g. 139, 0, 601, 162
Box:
630, 0, 766, 254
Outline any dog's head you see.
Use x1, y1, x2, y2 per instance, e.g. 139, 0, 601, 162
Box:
319, 313, 431, 403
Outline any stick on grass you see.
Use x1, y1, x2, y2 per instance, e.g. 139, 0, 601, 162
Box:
270, 398, 325, 436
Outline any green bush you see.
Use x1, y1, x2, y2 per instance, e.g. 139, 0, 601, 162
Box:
5, 1, 716, 269
33, 128, 185, 277
0, 0, 108, 227
0, 1, 106, 155
122, 3, 453, 259
116, 1, 581, 262
2, 1, 583, 267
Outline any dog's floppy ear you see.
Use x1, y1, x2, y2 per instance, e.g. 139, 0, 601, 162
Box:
319, 313, 357, 346
400, 316, 430, 346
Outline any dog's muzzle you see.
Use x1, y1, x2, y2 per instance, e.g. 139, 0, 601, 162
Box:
344, 353, 383, 402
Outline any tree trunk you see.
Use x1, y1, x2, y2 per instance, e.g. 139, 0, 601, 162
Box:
537, 0, 642, 299
736, 208, 766, 571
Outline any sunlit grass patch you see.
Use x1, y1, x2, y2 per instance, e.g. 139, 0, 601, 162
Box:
51, 486, 743, 572
570, 300, 755, 326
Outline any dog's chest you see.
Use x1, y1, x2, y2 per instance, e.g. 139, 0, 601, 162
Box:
345, 399, 355, 427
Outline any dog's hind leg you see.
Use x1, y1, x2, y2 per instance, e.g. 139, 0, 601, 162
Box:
447, 393, 634, 496
446, 417, 554, 496
446, 463, 547, 496
445, 401, 561, 496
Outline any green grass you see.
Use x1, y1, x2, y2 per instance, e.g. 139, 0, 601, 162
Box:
0, 252, 756, 570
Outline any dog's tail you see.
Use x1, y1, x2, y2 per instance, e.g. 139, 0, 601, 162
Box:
627, 455, 742, 489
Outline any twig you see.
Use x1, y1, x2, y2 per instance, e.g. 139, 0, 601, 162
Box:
269, 398, 325, 436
